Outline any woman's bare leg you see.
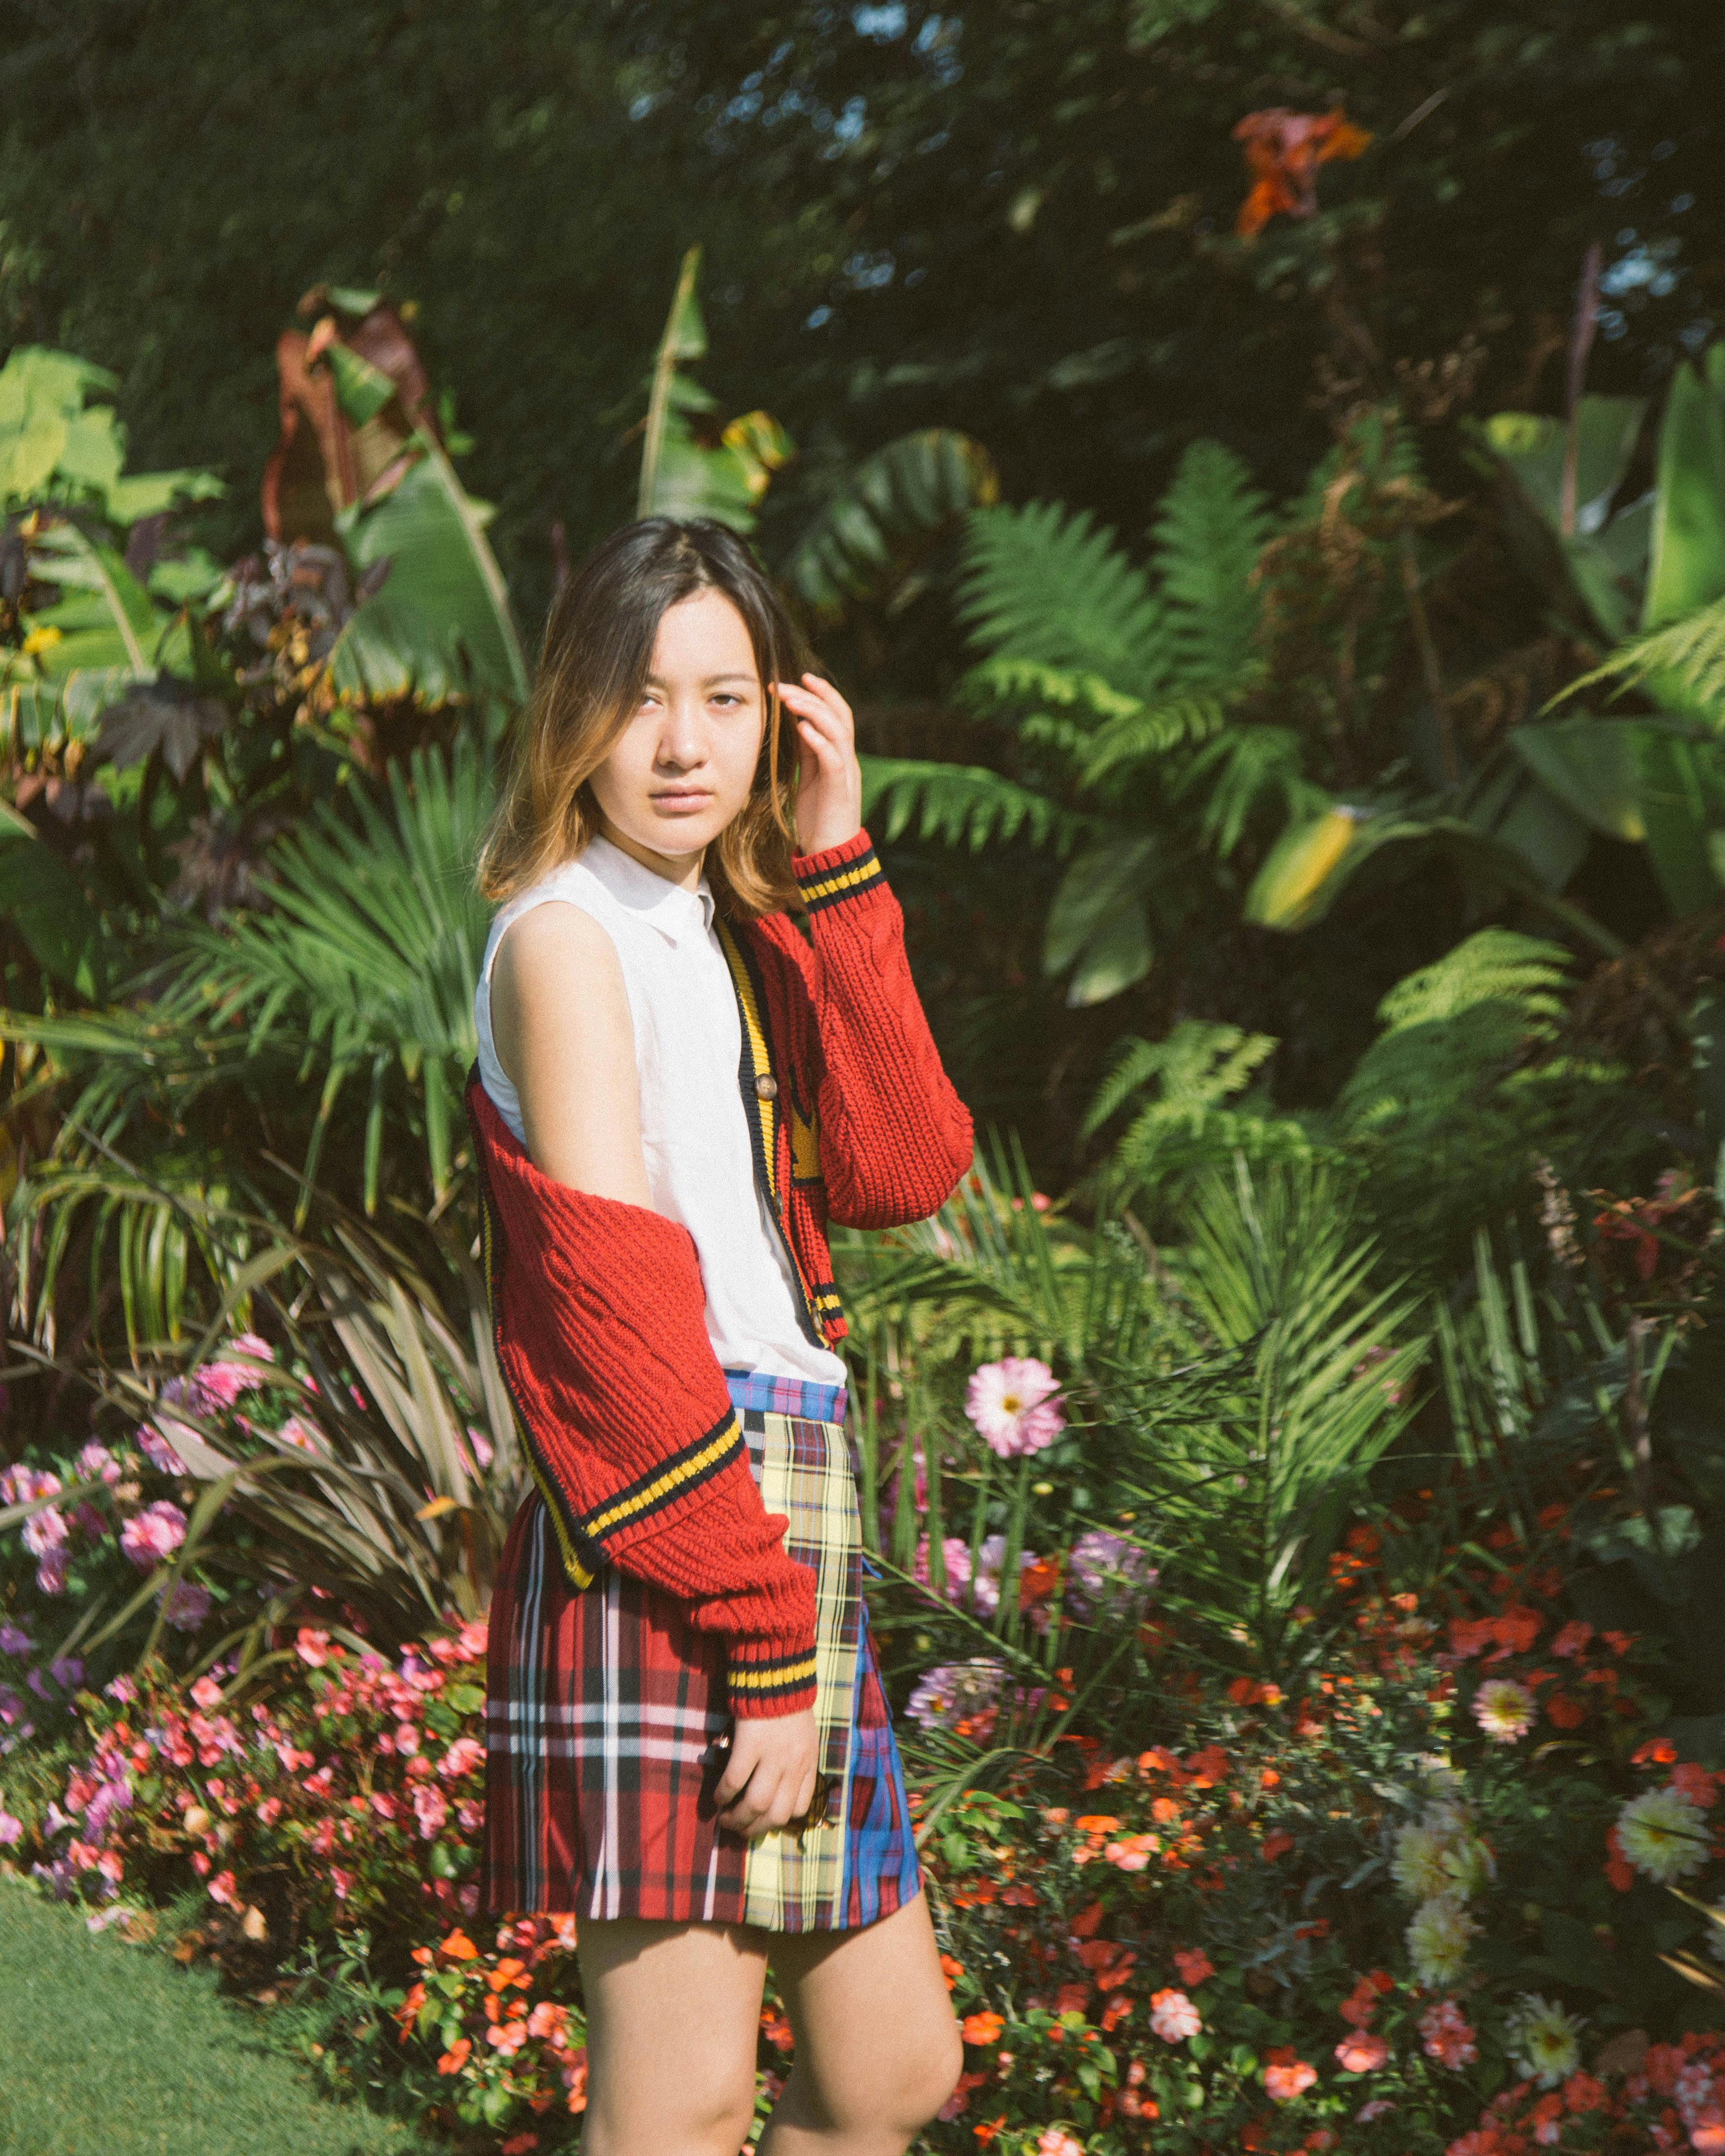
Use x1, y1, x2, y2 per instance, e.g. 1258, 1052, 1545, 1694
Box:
754, 1885, 966, 2156
575, 1913, 771, 2156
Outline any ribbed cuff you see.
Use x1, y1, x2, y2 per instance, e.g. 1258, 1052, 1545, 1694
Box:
791, 827, 886, 915
727, 1634, 820, 1718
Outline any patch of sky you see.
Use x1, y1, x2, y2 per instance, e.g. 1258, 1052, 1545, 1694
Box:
806, 305, 835, 330
843, 249, 898, 291
853, 3, 908, 37
1601, 234, 1683, 302
833, 96, 867, 146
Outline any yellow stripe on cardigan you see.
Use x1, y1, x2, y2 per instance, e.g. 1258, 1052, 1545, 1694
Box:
714, 918, 779, 1208
578, 1414, 745, 1539
730, 1652, 819, 1691
797, 857, 882, 905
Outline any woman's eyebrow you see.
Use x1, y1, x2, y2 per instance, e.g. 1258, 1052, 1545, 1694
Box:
642, 669, 759, 688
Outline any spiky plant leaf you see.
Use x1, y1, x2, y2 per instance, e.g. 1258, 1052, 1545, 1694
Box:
783, 428, 998, 620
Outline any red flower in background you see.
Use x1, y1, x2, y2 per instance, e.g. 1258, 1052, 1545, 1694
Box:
1233, 107, 1372, 237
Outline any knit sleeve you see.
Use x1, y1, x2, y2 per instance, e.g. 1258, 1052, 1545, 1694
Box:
466, 1072, 818, 1718
775, 828, 974, 1227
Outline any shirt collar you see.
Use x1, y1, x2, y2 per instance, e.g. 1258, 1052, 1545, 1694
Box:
584, 833, 715, 943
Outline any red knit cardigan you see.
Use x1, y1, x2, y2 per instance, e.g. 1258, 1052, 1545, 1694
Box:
466, 828, 973, 1717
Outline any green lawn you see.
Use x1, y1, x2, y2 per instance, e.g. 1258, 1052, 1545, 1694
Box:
0, 1880, 434, 2156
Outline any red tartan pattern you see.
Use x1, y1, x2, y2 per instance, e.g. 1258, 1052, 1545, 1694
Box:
483, 1380, 922, 1931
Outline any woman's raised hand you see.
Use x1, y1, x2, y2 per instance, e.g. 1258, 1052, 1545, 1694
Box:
777, 672, 862, 858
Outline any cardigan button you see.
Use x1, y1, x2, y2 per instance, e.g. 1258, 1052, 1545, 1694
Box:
754, 1073, 779, 1100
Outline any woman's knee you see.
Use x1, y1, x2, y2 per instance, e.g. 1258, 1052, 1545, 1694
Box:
586, 2066, 757, 2155
886, 2023, 968, 2131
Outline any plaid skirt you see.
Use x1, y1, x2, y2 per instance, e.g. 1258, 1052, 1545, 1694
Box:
482, 1369, 922, 1933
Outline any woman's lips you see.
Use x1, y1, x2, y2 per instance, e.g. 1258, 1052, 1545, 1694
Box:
650, 789, 713, 813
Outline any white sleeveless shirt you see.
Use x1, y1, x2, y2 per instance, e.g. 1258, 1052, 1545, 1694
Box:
474, 834, 847, 1389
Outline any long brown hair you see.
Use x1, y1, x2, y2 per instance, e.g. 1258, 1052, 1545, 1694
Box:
475, 518, 817, 916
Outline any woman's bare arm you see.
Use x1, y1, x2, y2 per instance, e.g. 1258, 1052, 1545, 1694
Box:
487, 903, 652, 1206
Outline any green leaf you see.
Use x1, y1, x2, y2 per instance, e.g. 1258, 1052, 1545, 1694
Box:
1242, 803, 1363, 928
1646, 344, 1725, 631
1507, 718, 1647, 839
1044, 834, 1157, 982
1148, 438, 1275, 683
336, 435, 527, 704
957, 500, 1168, 695
1633, 727, 1725, 914
0, 827, 110, 999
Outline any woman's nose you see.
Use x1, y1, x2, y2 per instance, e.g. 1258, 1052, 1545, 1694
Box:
655, 695, 708, 769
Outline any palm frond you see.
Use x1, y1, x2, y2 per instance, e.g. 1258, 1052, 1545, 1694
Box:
781, 428, 999, 620
956, 501, 1169, 694
1080, 693, 1231, 786
859, 755, 1087, 853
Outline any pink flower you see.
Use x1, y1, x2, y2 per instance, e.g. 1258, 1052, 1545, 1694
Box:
21, 1502, 67, 1560
295, 1628, 330, 1668
457, 1619, 489, 1660
439, 1737, 486, 1781
1036, 2135, 1084, 2156
1149, 1988, 1201, 2043
136, 1423, 188, 1474
208, 1869, 238, 1906
913, 1534, 973, 1602
0, 1810, 22, 1846
256, 1798, 282, 1827
275, 1415, 324, 1454
464, 1424, 495, 1471
189, 1676, 224, 1710
331, 1865, 355, 1900
1173, 1948, 1215, 1986
1336, 2031, 1388, 2073
1419, 1998, 1478, 2069
487, 2021, 530, 2056
413, 1785, 449, 1840
1103, 1833, 1157, 1871
1355, 2099, 1397, 2122
34, 1550, 68, 1596
964, 1357, 1065, 1457
1264, 2055, 1317, 2101
395, 1721, 421, 1755
75, 1442, 122, 1486
119, 1501, 187, 1571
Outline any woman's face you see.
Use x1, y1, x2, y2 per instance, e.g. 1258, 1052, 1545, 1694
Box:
587, 586, 767, 870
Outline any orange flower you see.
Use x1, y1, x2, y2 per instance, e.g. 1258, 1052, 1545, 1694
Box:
1261, 1829, 1295, 1861
486, 1956, 530, 1992
939, 1952, 966, 1990
1262, 2046, 1317, 2101
1174, 1948, 1215, 1986
438, 1927, 480, 1963
962, 2011, 1006, 2045
437, 2037, 473, 2075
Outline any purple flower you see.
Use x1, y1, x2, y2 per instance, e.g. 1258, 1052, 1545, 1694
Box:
159, 1581, 212, 1633
20, 1504, 67, 1560
119, 1501, 188, 1572
83, 1779, 132, 1839
48, 1656, 82, 1692
103, 1673, 138, 1705
1064, 1529, 1158, 1619
0, 1623, 32, 1658
34, 1551, 68, 1597
964, 1358, 1065, 1458
906, 1657, 1007, 1730
0, 1810, 22, 1847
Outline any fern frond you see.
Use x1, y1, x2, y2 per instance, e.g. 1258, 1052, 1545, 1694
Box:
1150, 440, 1276, 685
1177, 725, 1326, 860
962, 657, 1145, 729
957, 501, 1169, 693
859, 755, 1087, 853
1553, 592, 1725, 724
1084, 1020, 1278, 1139
781, 427, 999, 620
1372, 927, 1571, 1036
1081, 694, 1231, 784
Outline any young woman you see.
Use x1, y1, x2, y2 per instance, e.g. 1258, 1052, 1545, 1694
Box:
464, 516, 975, 2154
